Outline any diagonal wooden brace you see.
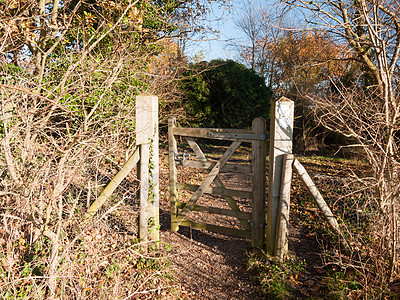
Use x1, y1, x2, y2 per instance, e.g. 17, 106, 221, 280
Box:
175, 141, 241, 226
184, 138, 251, 231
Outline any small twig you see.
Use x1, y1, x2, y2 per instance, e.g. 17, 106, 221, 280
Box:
122, 270, 163, 300
0, 84, 72, 113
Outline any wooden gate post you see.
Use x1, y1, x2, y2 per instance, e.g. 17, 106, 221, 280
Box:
251, 118, 267, 248
275, 154, 294, 259
136, 93, 159, 243
168, 117, 179, 232
266, 97, 294, 254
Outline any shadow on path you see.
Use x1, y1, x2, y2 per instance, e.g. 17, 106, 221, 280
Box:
159, 208, 262, 299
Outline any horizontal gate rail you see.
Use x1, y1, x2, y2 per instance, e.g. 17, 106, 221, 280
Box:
176, 202, 252, 219
177, 182, 252, 199
180, 220, 250, 238
173, 127, 267, 142
180, 160, 251, 173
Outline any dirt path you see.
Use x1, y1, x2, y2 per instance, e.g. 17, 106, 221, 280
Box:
160, 215, 260, 299
158, 148, 324, 299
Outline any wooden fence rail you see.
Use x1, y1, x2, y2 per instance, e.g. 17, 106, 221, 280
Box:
86, 147, 140, 217
292, 159, 352, 252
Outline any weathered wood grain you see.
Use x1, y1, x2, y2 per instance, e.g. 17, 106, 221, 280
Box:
275, 154, 294, 259
176, 202, 251, 219
169, 117, 179, 231
251, 117, 267, 248
173, 127, 266, 142
180, 160, 251, 173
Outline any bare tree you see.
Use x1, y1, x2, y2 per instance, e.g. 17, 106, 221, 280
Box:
234, 5, 353, 151
234, 3, 307, 90
234, 1, 265, 70
281, 0, 400, 287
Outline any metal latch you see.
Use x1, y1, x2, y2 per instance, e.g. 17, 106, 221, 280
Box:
174, 152, 190, 163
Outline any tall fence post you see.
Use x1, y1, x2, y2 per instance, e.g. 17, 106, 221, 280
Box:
266, 97, 294, 254
251, 118, 267, 248
168, 117, 179, 232
136, 93, 159, 243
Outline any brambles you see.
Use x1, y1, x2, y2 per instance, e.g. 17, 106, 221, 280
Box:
0, 0, 222, 297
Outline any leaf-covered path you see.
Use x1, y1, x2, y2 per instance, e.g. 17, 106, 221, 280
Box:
158, 147, 261, 298
160, 221, 260, 299
157, 148, 326, 299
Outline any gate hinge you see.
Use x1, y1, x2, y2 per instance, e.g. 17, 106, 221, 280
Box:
249, 221, 266, 228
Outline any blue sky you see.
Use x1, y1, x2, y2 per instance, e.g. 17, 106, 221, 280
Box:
185, 3, 241, 61
184, 0, 304, 62
185, 0, 262, 62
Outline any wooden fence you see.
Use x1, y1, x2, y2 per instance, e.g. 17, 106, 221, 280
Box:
267, 97, 294, 254
85, 94, 350, 257
267, 98, 350, 257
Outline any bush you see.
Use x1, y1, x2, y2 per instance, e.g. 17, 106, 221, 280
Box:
180, 59, 272, 128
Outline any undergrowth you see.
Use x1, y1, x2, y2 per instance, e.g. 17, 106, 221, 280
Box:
0, 210, 180, 299
248, 249, 305, 299
249, 155, 400, 299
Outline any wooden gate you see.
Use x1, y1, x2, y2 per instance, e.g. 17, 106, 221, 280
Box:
168, 117, 267, 247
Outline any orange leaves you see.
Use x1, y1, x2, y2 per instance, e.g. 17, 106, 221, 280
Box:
269, 30, 351, 96
290, 273, 300, 285
147, 40, 181, 76
127, 7, 143, 30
